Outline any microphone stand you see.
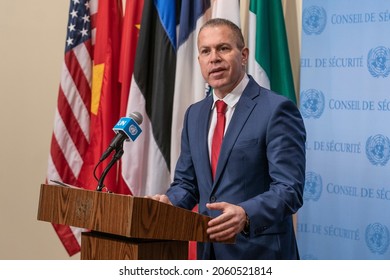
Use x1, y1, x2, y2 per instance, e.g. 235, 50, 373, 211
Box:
96, 146, 124, 192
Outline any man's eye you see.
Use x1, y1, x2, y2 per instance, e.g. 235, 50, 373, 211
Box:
219, 46, 230, 52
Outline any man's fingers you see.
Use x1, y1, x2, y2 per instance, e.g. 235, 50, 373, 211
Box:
206, 202, 226, 211
145, 194, 172, 205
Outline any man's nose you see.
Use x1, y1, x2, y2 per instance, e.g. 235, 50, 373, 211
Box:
209, 49, 221, 62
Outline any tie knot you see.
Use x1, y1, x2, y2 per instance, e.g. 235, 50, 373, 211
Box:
215, 100, 227, 114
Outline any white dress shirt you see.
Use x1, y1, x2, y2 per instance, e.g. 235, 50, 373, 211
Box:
208, 75, 250, 161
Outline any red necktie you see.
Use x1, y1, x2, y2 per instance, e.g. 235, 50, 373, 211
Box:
211, 100, 227, 179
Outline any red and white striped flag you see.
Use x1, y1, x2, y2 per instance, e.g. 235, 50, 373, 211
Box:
46, 0, 123, 256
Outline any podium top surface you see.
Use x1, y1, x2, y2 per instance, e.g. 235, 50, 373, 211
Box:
37, 184, 214, 242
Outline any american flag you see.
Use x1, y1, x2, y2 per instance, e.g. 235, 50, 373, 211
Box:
47, 0, 97, 256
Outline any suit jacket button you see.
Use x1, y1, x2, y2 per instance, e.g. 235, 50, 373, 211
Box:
210, 196, 216, 202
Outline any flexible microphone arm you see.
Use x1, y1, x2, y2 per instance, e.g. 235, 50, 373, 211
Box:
95, 112, 143, 191
96, 147, 124, 192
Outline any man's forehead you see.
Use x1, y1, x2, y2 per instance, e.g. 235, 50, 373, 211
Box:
198, 26, 234, 43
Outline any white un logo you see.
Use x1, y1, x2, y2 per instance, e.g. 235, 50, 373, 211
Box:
129, 124, 138, 136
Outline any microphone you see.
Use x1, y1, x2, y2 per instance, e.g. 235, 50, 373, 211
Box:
99, 112, 143, 162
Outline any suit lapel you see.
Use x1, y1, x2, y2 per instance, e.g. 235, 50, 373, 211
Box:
213, 79, 260, 187
197, 96, 213, 186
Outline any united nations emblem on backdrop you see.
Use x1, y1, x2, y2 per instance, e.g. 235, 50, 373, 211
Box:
367, 46, 390, 78
303, 171, 322, 202
365, 134, 390, 166
302, 6, 327, 35
365, 223, 390, 255
300, 89, 325, 119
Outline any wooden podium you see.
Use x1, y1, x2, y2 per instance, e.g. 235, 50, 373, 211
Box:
37, 184, 214, 260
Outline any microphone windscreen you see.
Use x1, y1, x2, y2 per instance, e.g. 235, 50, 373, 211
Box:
129, 111, 143, 125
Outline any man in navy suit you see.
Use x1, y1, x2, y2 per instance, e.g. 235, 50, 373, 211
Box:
151, 18, 306, 259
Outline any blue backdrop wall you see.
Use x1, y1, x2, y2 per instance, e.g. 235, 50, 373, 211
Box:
297, 0, 390, 259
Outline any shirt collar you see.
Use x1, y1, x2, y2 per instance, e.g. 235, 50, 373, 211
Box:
212, 75, 250, 109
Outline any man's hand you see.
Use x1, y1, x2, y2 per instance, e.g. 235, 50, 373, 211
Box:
206, 202, 247, 241
145, 194, 173, 205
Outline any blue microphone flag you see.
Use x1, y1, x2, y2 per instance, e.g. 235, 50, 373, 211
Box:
113, 117, 142, 141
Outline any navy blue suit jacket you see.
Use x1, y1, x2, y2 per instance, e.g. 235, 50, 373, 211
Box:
166, 77, 306, 259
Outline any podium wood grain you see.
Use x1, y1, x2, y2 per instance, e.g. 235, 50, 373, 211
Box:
37, 184, 235, 259
80, 232, 188, 260
37, 184, 212, 242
